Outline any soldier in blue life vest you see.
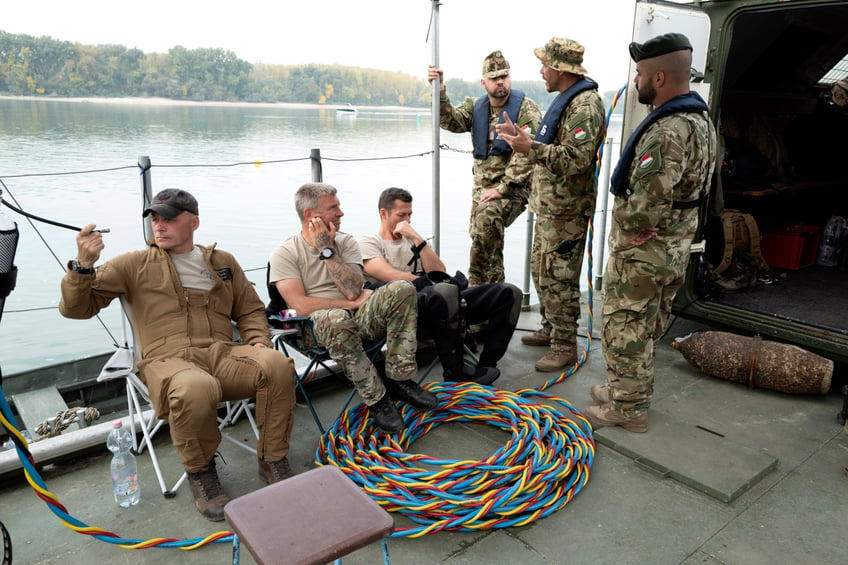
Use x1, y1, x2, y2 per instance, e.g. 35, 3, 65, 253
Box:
497, 38, 606, 373
428, 51, 542, 287
584, 33, 717, 432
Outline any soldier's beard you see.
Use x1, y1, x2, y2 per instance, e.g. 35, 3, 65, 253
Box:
489, 87, 509, 100
637, 83, 656, 105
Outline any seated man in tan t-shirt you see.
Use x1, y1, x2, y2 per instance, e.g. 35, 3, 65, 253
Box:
359, 187, 522, 385
268, 182, 438, 433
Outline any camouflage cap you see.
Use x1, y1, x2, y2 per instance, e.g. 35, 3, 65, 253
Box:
629, 33, 692, 62
534, 38, 588, 76
482, 51, 510, 79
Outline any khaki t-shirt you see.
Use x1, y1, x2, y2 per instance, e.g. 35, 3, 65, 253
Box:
358, 234, 420, 284
268, 232, 363, 300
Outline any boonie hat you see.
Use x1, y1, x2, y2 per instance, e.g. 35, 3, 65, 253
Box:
629, 33, 693, 62
142, 188, 199, 218
534, 38, 588, 76
482, 51, 510, 79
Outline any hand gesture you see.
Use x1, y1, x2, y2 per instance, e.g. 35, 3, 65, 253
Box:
76, 224, 104, 267
495, 111, 532, 153
393, 220, 421, 242
306, 216, 335, 250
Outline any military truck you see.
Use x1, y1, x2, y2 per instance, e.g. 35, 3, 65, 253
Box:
620, 0, 848, 363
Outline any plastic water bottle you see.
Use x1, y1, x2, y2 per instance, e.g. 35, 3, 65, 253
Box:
106, 420, 140, 507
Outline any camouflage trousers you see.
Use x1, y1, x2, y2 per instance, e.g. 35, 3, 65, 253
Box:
311, 280, 418, 405
601, 255, 685, 417
467, 190, 528, 285
530, 214, 588, 352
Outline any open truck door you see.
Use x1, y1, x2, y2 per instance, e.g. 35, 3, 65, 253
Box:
623, 1, 712, 137
625, 0, 848, 364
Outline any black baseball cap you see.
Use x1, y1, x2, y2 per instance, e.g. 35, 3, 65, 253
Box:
142, 189, 199, 218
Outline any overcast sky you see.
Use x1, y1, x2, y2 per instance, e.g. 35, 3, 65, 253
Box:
3, 0, 638, 93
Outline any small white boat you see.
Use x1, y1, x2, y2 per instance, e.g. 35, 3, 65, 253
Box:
336, 103, 357, 114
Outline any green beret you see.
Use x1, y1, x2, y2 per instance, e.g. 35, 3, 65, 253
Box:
629, 33, 692, 62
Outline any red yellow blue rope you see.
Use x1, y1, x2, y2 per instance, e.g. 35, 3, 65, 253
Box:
318, 383, 595, 538
0, 400, 232, 550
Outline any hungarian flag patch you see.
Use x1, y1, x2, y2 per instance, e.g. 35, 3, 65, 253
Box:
639, 153, 654, 168
572, 127, 587, 141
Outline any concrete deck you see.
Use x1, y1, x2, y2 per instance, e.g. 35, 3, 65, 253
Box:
1, 304, 846, 565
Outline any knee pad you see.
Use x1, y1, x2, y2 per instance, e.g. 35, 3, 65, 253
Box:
431, 282, 460, 325
503, 282, 523, 326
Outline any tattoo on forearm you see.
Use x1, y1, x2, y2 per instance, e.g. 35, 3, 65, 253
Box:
315, 233, 331, 248
325, 260, 364, 299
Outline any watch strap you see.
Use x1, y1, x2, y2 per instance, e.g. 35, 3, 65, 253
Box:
68, 259, 95, 275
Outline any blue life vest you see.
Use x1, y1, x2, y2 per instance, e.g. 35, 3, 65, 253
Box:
610, 92, 709, 197
472, 90, 525, 159
534, 78, 599, 144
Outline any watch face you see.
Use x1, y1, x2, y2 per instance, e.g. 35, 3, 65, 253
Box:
320, 247, 335, 259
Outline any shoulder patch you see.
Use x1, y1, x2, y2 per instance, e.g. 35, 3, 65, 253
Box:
633, 138, 663, 178
572, 127, 587, 141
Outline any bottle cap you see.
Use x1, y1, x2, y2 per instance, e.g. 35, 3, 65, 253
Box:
112, 421, 122, 428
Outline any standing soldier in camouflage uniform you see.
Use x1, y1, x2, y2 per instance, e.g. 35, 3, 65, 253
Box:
268, 183, 437, 433
498, 38, 606, 372
584, 33, 717, 432
427, 51, 542, 286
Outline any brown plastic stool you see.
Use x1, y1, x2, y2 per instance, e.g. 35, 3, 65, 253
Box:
224, 465, 394, 565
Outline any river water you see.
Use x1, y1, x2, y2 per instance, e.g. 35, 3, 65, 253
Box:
0, 97, 620, 374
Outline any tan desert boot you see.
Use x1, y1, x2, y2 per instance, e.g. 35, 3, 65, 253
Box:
584, 403, 648, 433
521, 330, 552, 346
534, 350, 577, 372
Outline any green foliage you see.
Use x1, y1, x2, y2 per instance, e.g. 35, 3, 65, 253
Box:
0, 31, 625, 111
0, 31, 431, 106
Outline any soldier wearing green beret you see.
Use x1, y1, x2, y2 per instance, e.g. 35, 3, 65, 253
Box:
427, 52, 542, 287
497, 38, 606, 372
584, 33, 718, 432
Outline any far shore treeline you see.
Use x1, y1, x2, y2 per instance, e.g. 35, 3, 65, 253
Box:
0, 31, 620, 111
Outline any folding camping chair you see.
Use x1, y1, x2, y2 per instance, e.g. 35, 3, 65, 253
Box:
97, 299, 260, 498
266, 266, 385, 434
269, 317, 386, 435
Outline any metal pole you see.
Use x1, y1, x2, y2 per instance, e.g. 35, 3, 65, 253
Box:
430, 0, 441, 254
593, 139, 614, 290
522, 212, 534, 309
138, 156, 153, 243
310, 148, 323, 183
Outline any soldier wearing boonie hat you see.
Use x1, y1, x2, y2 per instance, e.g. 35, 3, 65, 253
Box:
585, 32, 717, 434
494, 36, 606, 373
534, 37, 589, 76
426, 52, 542, 287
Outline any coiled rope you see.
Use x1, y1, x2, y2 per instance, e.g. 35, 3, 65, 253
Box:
318, 382, 594, 538
33, 407, 101, 440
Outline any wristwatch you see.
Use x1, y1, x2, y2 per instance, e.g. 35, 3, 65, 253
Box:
318, 247, 336, 261
68, 259, 95, 275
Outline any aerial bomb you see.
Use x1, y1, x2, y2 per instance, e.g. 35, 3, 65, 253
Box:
672, 331, 833, 394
